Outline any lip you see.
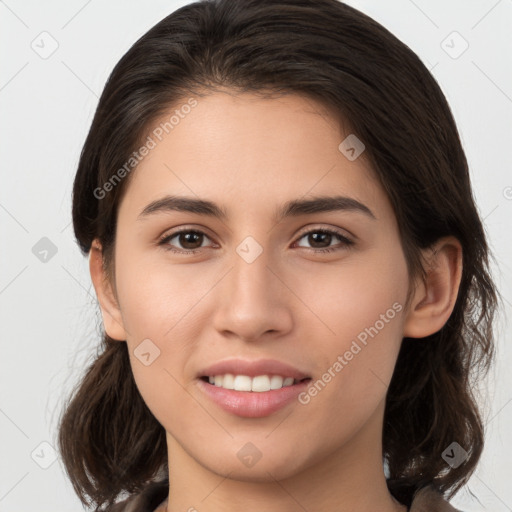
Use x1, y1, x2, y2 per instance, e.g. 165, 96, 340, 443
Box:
196, 358, 312, 418
197, 358, 310, 380
197, 378, 311, 418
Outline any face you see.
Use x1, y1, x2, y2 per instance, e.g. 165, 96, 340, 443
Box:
108, 91, 411, 481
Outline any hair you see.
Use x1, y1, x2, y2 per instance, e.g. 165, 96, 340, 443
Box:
57, 0, 499, 510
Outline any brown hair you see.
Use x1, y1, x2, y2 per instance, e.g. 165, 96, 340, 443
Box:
57, 0, 499, 510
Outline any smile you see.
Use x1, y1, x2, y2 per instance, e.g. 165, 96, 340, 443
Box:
201, 374, 308, 392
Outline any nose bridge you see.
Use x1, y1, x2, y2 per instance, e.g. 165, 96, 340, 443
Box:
212, 232, 292, 339
229, 234, 276, 304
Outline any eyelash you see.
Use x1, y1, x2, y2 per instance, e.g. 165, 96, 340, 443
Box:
157, 227, 354, 255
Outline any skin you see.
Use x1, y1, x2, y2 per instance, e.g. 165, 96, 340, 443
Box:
90, 90, 462, 512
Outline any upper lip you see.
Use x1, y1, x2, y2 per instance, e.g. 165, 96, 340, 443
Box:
198, 358, 311, 380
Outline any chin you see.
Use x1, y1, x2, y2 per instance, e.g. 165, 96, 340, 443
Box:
200, 448, 311, 483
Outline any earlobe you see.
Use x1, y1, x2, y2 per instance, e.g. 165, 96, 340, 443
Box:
403, 236, 463, 339
89, 239, 127, 341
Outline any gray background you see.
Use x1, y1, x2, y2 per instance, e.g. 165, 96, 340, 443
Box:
1, 0, 511, 510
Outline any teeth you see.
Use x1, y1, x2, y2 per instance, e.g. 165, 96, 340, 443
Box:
234, 375, 252, 391
206, 374, 298, 392
283, 377, 294, 386
270, 375, 283, 389
222, 374, 235, 389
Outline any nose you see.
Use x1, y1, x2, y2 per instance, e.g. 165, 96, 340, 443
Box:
211, 241, 293, 343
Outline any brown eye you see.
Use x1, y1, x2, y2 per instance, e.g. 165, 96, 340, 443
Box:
294, 228, 354, 253
159, 229, 212, 254
176, 231, 204, 250
305, 231, 333, 249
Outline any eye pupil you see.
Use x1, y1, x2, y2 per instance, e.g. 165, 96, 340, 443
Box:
309, 232, 331, 248
180, 232, 202, 249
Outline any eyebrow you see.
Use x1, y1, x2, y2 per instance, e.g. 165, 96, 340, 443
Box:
137, 194, 376, 223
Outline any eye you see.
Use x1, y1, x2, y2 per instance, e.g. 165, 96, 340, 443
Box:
293, 228, 354, 253
158, 228, 214, 254
158, 227, 354, 255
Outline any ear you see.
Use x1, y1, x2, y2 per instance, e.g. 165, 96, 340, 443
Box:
89, 239, 128, 341
403, 236, 463, 338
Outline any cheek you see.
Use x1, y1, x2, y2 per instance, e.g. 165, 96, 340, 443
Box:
295, 246, 407, 347
112, 248, 205, 390
114, 251, 211, 342
115, 256, 206, 424
294, 248, 408, 412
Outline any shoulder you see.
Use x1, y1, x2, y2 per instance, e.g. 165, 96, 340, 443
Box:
108, 480, 169, 512
410, 485, 463, 512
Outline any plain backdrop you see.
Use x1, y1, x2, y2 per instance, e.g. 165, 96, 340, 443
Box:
1, 0, 511, 510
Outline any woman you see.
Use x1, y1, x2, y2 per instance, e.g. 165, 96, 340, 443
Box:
57, 1, 498, 511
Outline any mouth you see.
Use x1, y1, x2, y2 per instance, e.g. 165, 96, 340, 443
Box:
199, 374, 312, 392
196, 358, 312, 417
197, 374, 313, 418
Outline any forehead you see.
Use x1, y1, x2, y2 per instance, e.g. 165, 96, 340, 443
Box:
118, 91, 391, 223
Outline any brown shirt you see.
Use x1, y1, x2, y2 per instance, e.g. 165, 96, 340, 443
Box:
109, 481, 462, 512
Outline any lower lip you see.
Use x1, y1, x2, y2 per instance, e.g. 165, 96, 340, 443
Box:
197, 378, 311, 418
